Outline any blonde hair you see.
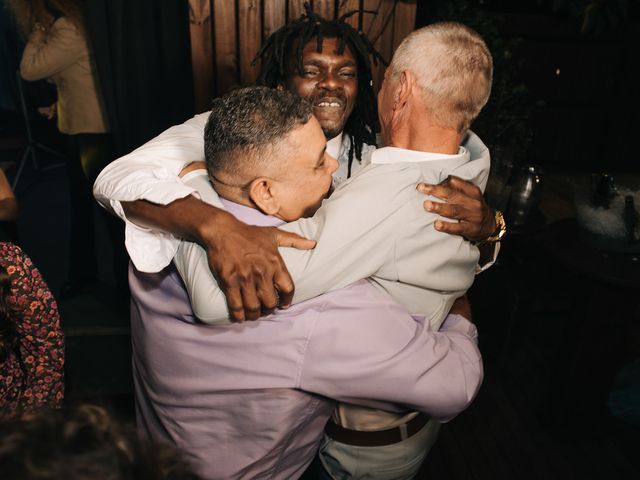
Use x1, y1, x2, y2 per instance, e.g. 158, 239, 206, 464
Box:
389, 22, 493, 132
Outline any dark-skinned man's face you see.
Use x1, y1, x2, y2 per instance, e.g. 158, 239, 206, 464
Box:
282, 37, 358, 140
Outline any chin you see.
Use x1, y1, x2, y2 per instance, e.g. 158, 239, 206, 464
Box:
301, 200, 324, 218
321, 125, 344, 140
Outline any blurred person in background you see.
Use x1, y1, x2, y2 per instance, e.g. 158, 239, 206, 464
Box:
0, 403, 201, 479
7, 0, 126, 301
0, 168, 19, 243
0, 241, 64, 420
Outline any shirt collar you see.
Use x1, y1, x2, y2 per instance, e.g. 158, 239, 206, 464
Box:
220, 198, 285, 227
326, 132, 344, 159
370, 145, 469, 165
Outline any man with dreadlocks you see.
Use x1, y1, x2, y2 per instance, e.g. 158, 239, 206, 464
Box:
93, 6, 499, 324
254, 6, 383, 180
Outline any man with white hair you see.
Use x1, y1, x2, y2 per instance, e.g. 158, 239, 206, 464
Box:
174, 21, 496, 479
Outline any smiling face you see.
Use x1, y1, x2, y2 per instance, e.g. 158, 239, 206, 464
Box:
283, 37, 358, 140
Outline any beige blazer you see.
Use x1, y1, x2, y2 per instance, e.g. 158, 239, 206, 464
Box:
20, 17, 108, 135
174, 131, 490, 329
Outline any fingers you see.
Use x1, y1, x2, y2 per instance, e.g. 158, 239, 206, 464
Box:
433, 219, 469, 236
208, 224, 301, 322
417, 176, 483, 202
423, 200, 463, 220
276, 230, 317, 250
273, 267, 295, 309
442, 175, 484, 198
223, 286, 246, 322
418, 177, 493, 241
240, 283, 262, 321
221, 268, 279, 322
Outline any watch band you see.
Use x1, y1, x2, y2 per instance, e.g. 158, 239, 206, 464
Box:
479, 210, 506, 244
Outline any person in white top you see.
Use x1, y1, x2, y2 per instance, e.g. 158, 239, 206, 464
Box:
93, 10, 502, 322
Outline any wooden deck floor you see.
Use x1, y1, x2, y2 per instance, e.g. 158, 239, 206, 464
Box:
418, 359, 639, 480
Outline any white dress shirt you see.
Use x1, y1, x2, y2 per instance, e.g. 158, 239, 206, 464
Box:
92, 114, 376, 272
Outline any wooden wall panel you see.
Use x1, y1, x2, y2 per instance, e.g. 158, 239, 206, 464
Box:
188, 0, 214, 112
238, 0, 261, 85
198, 0, 417, 97
313, 0, 336, 19
393, 0, 416, 54
338, 0, 362, 30
288, 0, 307, 21
263, 0, 286, 39
212, 0, 238, 94
363, 0, 397, 90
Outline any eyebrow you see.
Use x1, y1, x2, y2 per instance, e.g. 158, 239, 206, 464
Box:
303, 59, 357, 68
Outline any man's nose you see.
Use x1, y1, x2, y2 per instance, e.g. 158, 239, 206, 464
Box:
317, 71, 341, 91
327, 154, 339, 174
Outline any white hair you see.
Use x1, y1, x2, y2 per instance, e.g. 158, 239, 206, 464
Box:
389, 22, 493, 132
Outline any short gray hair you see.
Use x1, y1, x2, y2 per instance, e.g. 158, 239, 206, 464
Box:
389, 22, 493, 132
204, 86, 313, 178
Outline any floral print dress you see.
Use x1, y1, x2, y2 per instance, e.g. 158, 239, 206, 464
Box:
0, 242, 64, 419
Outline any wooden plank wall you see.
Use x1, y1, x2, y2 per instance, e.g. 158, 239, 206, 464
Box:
189, 0, 417, 111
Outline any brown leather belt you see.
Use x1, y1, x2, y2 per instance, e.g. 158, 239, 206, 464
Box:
324, 413, 430, 447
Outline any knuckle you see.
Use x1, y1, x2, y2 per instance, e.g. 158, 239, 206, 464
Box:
262, 300, 278, 311
427, 200, 441, 212
278, 281, 294, 294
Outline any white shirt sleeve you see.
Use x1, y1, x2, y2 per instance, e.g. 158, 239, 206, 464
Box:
93, 112, 209, 272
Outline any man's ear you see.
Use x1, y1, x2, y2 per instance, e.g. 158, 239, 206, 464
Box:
396, 70, 413, 107
248, 177, 280, 215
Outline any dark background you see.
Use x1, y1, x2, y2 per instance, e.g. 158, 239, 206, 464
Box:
1, 1, 638, 479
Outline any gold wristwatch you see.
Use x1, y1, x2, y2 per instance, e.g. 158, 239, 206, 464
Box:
479, 210, 507, 244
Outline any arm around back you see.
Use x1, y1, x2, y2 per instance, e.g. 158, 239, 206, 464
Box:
298, 283, 483, 420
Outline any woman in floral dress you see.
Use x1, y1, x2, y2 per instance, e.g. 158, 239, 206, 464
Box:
0, 242, 64, 419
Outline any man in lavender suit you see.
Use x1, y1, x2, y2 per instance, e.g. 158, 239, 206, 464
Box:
130, 86, 482, 479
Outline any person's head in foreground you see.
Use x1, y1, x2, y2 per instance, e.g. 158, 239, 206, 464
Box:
377, 21, 493, 147
205, 86, 338, 222
255, 2, 385, 170
0, 404, 200, 480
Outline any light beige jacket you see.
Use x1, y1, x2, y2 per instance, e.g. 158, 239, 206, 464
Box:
20, 17, 108, 134
175, 131, 490, 329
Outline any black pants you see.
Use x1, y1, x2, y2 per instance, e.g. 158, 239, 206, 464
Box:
65, 133, 127, 293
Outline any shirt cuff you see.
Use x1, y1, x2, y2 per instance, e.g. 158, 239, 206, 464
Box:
101, 181, 201, 273
475, 241, 501, 274
440, 314, 478, 342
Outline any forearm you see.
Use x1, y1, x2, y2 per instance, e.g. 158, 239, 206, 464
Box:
122, 195, 230, 245
301, 310, 483, 420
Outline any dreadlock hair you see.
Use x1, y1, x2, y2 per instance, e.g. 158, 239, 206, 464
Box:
253, 2, 386, 177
